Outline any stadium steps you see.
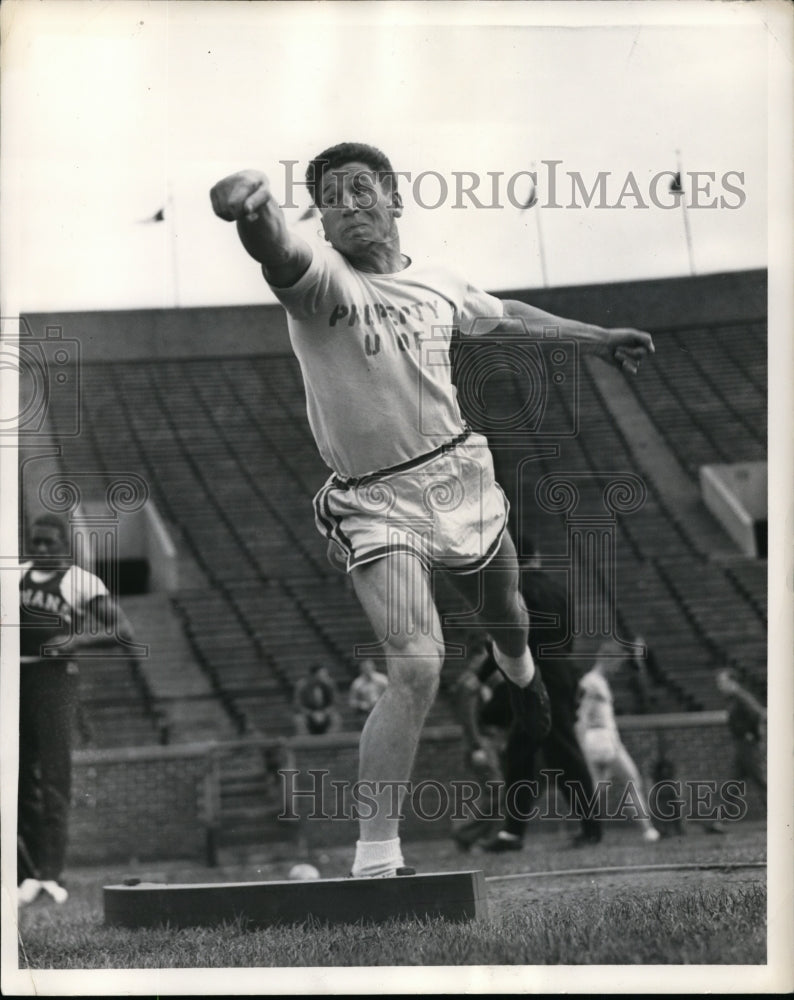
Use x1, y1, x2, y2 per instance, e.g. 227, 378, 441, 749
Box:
656, 558, 766, 669
216, 796, 290, 848
723, 558, 768, 622
76, 656, 166, 748
621, 324, 766, 480
122, 593, 239, 743
582, 352, 740, 561
210, 745, 292, 849
172, 586, 290, 733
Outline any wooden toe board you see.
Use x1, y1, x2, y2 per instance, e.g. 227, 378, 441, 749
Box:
104, 870, 487, 928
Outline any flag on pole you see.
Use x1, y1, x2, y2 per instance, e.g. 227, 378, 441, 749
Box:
672, 155, 695, 275
139, 207, 166, 224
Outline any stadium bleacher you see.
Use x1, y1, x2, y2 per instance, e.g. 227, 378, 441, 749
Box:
38, 292, 767, 743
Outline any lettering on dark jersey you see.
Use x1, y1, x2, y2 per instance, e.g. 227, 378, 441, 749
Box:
20, 570, 73, 657
20, 587, 70, 617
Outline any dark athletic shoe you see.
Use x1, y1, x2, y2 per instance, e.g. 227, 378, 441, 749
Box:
500, 668, 552, 745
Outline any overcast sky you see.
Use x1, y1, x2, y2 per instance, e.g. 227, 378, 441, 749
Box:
1, 1, 773, 312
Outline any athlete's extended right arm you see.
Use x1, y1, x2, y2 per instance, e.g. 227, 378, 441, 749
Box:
210, 170, 312, 287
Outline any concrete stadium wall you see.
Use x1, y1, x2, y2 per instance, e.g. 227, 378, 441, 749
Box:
68, 743, 211, 865
22, 303, 291, 362
23, 269, 766, 364
66, 713, 764, 865
498, 267, 767, 331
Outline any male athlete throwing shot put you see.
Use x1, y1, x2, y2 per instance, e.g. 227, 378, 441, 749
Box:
211, 142, 654, 877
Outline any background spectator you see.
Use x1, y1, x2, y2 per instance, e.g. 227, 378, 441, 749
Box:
18, 514, 135, 906
348, 658, 388, 724
293, 664, 341, 736
574, 639, 660, 843
715, 667, 766, 792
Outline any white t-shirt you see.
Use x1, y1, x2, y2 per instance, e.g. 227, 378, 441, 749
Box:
576, 669, 618, 733
20, 564, 109, 611
349, 671, 388, 711
269, 245, 504, 479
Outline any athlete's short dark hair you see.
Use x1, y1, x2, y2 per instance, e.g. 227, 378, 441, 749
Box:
306, 142, 396, 207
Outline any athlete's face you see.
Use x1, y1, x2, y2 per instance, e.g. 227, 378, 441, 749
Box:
29, 524, 68, 567
319, 161, 402, 258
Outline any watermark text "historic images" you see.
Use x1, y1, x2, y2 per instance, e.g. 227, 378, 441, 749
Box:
279, 769, 749, 824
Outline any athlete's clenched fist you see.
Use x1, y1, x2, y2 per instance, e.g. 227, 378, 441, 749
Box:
210, 170, 273, 223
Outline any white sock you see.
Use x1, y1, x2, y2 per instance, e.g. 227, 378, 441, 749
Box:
351, 838, 404, 878
492, 645, 536, 687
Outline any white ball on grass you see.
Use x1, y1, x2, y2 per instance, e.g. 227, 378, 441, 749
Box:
288, 863, 320, 881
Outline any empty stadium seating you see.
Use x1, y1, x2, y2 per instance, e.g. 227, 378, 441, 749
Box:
40, 309, 767, 740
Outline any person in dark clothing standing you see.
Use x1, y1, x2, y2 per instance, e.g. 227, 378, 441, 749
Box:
18, 514, 135, 906
482, 555, 603, 851
716, 668, 766, 791
701, 667, 766, 836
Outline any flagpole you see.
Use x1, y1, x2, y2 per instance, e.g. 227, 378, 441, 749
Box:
530, 162, 549, 288
167, 179, 180, 308
675, 149, 695, 276
535, 202, 549, 289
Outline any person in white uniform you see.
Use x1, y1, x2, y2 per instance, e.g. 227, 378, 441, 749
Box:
575, 641, 660, 842
349, 658, 389, 723
211, 142, 655, 877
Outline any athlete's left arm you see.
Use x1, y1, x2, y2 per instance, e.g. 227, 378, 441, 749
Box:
496, 299, 655, 375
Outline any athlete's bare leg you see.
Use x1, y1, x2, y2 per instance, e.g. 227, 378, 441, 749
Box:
446, 531, 528, 659
350, 551, 445, 859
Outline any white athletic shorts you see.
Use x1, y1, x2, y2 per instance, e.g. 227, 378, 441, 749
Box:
581, 727, 621, 766
313, 430, 508, 575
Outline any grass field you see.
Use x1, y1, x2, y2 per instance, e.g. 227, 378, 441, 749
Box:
16, 820, 766, 970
